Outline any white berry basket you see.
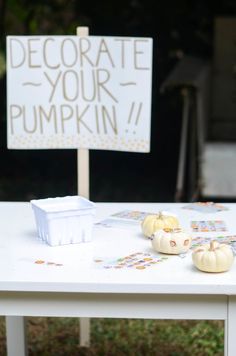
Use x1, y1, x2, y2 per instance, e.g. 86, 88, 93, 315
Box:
31, 196, 96, 246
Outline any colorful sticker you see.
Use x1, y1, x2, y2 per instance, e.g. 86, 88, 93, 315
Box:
191, 220, 227, 232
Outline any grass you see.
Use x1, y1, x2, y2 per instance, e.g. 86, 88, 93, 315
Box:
0, 317, 224, 355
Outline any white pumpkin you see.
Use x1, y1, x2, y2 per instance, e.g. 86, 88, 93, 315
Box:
151, 228, 192, 255
142, 212, 179, 237
192, 240, 234, 273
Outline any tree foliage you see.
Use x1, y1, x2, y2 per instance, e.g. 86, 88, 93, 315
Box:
0, 0, 236, 79
0, 0, 236, 201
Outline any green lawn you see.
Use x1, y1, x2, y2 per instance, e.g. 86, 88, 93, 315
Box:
0, 317, 224, 355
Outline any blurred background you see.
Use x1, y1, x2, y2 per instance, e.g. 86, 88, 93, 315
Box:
0, 0, 236, 203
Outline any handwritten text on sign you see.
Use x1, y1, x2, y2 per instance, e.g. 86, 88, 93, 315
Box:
7, 36, 153, 152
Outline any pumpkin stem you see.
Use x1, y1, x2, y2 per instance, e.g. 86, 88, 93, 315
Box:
164, 227, 182, 233
173, 228, 182, 233
209, 240, 218, 251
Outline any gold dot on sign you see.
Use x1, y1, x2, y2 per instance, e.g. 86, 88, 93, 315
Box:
136, 265, 146, 270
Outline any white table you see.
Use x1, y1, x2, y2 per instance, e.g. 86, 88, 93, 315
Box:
1, 202, 236, 355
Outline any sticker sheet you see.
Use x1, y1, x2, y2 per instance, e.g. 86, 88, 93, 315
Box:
96, 209, 178, 229
191, 220, 227, 232
96, 210, 152, 229
192, 235, 236, 249
183, 202, 229, 213
111, 210, 150, 221
95, 218, 140, 229
93, 252, 169, 270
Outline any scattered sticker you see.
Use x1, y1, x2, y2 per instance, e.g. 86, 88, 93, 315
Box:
93, 252, 169, 270
34, 259, 63, 266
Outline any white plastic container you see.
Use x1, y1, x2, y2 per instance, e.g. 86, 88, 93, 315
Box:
31, 196, 96, 246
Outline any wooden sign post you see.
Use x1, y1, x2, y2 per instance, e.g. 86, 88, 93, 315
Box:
76, 26, 90, 200
76, 26, 90, 347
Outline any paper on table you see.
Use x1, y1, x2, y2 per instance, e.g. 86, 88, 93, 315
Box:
182, 202, 229, 213
111, 210, 150, 221
95, 217, 140, 229
96, 209, 178, 229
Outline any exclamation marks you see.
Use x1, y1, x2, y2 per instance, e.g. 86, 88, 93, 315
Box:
126, 102, 143, 134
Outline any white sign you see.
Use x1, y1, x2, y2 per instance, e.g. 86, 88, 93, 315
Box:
7, 36, 153, 152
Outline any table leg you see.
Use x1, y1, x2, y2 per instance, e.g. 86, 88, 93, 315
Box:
79, 317, 90, 347
224, 318, 228, 356
5, 316, 28, 356
226, 296, 236, 356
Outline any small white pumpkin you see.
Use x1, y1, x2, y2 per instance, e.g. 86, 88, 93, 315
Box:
192, 240, 234, 273
142, 212, 179, 237
151, 228, 192, 255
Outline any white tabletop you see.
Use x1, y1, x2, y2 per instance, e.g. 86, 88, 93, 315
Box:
0, 201, 236, 295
